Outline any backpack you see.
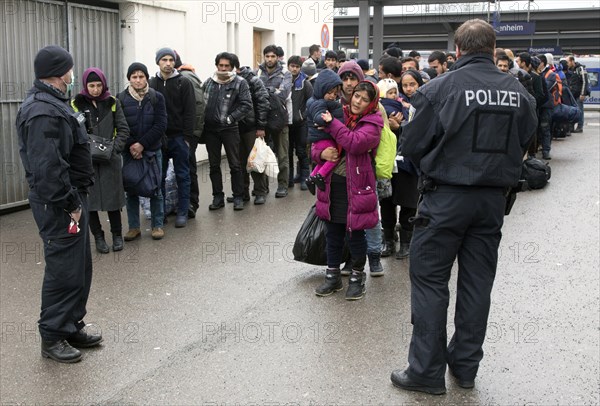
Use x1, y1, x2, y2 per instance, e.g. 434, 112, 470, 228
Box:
179, 70, 206, 143
266, 90, 288, 133
521, 157, 551, 190
545, 69, 563, 107
375, 124, 397, 180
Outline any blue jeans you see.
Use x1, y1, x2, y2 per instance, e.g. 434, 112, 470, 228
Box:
162, 135, 191, 216
125, 149, 164, 229
576, 98, 584, 128
365, 199, 383, 254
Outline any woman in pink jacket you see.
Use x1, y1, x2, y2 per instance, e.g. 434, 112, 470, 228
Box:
312, 81, 383, 300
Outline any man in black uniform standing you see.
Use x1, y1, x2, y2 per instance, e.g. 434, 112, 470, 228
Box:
390, 20, 537, 394
16, 46, 102, 363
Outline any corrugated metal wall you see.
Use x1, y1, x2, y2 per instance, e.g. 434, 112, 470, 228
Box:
0, 0, 120, 210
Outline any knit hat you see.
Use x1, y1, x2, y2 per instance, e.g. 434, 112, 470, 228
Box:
530, 56, 541, 70
155, 47, 176, 64
357, 59, 370, 71
377, 78, 398, 98
301, 58, 317, 77
127, 62, 149, 80
34, 45, 74, 79
384, 47, 403, 58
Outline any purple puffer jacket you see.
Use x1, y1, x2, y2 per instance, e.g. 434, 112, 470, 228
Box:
312, 110, 383, 232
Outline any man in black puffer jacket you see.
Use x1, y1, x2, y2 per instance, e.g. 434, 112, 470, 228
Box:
202, 52, 253, 210
232, 55, 271, 205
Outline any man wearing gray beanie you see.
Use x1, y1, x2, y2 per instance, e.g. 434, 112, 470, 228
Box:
149, 47, 196, 227
16, 45, 100, 363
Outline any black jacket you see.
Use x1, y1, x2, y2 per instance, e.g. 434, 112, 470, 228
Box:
149, 72, 196, 143
567, 62, 587, 98
202, 74, 253, 130
237, 66, 270, 132
16, 80, 94, 211
290, 72, 313, 126
118, 87, 167, 152
402, 54, 538, 188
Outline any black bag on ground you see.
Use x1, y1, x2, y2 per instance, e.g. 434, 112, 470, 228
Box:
521, 157, 551, 190
293, 205, 350, 266
266, 91, 287, 133
122, 151, 161, 197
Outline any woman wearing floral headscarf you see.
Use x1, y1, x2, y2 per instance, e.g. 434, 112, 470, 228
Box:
72, 67, 129, 253
312, 80, 383, 300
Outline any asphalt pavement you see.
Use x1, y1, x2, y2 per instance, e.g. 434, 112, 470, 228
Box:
1, 112, 599, 405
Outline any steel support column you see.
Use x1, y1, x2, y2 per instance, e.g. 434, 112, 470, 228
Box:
358, 0, 370, 60
372, 4, 384, 67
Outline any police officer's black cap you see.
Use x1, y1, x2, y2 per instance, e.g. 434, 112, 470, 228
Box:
127, 62, 149, 80
34, 45, 74, 79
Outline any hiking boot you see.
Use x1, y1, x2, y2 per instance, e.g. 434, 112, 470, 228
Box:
390, 369, 446, 395
227, 194, 250, 203
233, 197, 244, 211
542, 151, 551, 160
306, 178, 316, 195
112, 232, 124, 252
209, 195, 225, 210
254, 195, 266, 205
175, 215, 187, 228
151, 228, 164, 240
275, 186, 288, 198
396, 230, 413, 259
368, 252, 384, 277
124, 228, 141, 241
311, 173, 326, 191
346, 270, 366, 300
315, 269, 343, 296
93, 232, 109, 254
41, 340, 82, 364
340, 260, 353, 276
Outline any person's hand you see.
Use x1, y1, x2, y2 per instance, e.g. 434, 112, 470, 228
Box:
388, 112, 403, 130
256, 129, 266, 138
130, 142, 144, 160
321, 111, 333, 124
320, 147, 339, 162
70, 209, 82, 224
401, 100, 411, 109
580, 95, 586, 101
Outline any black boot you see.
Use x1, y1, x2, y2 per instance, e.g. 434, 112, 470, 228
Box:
300, 168, 310, 191
396, 230, 413, 259
346, 270, 366, 300
94, 232, 109, 254
315, 269, 343, 296
112, 232, 124, 252
41, 340, 82, 363
368, 252, 384, 277
380, 228, 396, 257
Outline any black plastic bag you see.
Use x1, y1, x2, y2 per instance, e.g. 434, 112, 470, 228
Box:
293, 205, 350, 266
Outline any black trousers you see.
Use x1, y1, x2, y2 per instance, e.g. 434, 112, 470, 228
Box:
204, 126, 244, 198
239, 130, 268, 197
288, 124, 309, 181
189, 138, 200, 210
29, 192, 93, 341
406, 186, 505, 387
325, 222, 367, 270
380, 197, 417, 232
88, 210, 122, 235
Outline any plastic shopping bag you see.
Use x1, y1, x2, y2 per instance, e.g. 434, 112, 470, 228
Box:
247, 137, 279, 178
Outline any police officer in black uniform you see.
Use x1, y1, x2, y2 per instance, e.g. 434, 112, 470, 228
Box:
390, 20, 538, 394
16, 46, 102, 363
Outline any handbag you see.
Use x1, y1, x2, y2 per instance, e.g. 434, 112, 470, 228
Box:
122, 151, 161, 197
293, 205, 350, 266
89, 134, 114, 163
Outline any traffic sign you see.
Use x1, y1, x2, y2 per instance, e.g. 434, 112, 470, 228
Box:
321, 24, 330, 49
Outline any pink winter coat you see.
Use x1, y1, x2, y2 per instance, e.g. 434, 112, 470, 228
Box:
311, 110, 383, 232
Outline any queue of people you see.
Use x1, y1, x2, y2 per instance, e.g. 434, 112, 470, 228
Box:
15, 19, 586, 400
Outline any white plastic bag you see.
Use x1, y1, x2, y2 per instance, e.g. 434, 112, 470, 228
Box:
247, 137, 279, 178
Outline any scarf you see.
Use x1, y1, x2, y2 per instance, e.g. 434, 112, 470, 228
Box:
343, 81, 380, 130
80, 67, 112, 102
212, 70, 236, 84
128, 83, 149, 102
